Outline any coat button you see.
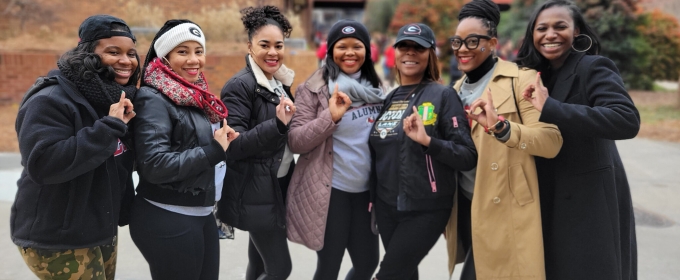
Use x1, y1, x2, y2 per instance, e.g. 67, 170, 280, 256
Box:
328, 151, 332, 155
493, 197, 501, 204
325, 184, 330, 187
520, 143, 527, 150
272, 98, 276, 101
278, 158, 282, 162
491, 163, 499, 171
256, 88, 260, 92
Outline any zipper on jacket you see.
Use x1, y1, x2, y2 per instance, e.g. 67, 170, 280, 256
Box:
426, 155, 437, 192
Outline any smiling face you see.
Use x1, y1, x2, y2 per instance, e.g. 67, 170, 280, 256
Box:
453, 18, 497, 73
249, 24, 285, 79
394, 40, 429, 85
94, 36, 138, 85
166, 41, 205, 83
332, 37, 366, 75
533, 6, 579, 69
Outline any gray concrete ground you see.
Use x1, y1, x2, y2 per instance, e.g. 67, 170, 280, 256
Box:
0, 137, 679, 279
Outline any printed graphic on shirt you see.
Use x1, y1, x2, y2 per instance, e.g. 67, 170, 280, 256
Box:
113, 139, 127, 157
373, 100, 409, 139
417, 102, 437, 126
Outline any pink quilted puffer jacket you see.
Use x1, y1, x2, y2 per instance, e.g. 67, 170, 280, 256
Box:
286, 69, 338, 251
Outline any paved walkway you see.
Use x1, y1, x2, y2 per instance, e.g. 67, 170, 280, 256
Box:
1, 137, 679, 279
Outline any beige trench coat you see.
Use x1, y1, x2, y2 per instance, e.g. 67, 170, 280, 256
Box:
447, 59, 563, 280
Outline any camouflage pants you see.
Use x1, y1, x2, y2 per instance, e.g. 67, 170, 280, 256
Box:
18, 241, 117, 280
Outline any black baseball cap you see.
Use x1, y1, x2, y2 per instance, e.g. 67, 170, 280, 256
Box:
78, 15, 136, 44
394, 23, 436, 49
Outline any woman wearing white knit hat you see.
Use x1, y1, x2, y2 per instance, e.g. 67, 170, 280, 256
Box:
129, 19, 238, 280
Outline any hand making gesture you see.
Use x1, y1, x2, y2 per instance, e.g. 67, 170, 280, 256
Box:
109, 91, 135, 124
521, 72, 549, 112
276, 96, 296, 125
467, 88, 499, 129
214, 119, 239, 151
403, 106, 432, 147
328, 84, 351, 123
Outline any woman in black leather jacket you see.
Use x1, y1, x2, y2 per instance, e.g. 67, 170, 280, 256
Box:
217, 6, 296, 280
129, 19, 238, 280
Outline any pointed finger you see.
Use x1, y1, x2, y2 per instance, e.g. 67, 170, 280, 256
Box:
486, 88, 494, 106
334, 84, 339, 95
119, 91, 126, 103
536, 72, 542, 86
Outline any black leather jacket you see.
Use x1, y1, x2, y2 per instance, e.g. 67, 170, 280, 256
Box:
132, 86, 227, 207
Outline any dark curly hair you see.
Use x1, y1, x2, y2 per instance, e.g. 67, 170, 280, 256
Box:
516, 0, 601, 72
240, 5, 293, 41
58, 22, 140, 86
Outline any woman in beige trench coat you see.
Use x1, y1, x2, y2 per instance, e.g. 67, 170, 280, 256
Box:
446, 0, 563, 279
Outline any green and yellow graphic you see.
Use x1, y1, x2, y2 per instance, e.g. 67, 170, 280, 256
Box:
417, 102, 437, 125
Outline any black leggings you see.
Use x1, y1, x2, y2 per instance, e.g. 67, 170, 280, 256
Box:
458, 192, 476, 280
129, 196, 219, 280
246, 229, 292, 280
374, 198, 451, 280
314, 188, 379, 280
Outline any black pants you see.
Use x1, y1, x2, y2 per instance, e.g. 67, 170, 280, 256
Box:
314, 188, 379, 280
374, 198, 451, 280
458, 192, 476, 280
246, 228, 292, 280
129, 196, 219, 280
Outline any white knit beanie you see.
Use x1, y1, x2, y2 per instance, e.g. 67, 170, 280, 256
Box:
154, 23, 206, 58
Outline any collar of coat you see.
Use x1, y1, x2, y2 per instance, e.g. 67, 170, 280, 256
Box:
302, 68, 327, 94
246, 54, 295, 93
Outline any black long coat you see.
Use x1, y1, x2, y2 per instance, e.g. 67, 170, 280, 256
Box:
537, 51, 640, 280
217, 55, 295, 232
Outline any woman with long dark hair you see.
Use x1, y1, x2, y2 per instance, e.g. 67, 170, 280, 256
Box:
286, 19, 383, 280
369, 22, 478, 280
130, 19, 238, 280
12, 14, 139, 279
217, 6, 296, 280
516, 1, 639, 279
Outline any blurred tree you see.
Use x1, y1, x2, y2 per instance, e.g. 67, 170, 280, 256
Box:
498, 0, 542, 47
636, 9, 680, 82
365, 0, 402, 34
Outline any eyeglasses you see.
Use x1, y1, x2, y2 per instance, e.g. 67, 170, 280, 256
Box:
450, 35, 492, 51
395, 42, 428, 52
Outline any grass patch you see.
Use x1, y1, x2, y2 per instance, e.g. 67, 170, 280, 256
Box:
639, 105, 680, 124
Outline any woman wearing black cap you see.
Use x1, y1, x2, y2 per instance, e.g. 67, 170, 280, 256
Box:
286, 19, 384, 280
216, 6, 296, 280
445, 0, 563, 279
12, 14, 139, 279
516, 1, 639, 279
368, 22, 477, 280
130, 19, 237, 280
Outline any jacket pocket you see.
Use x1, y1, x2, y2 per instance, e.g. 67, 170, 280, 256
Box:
508, 164, 534, 206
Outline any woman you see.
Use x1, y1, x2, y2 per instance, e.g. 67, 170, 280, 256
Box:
368, 23, 478, 280
12, 15, 139, 279
130, 19, 237, 280
445, 0, 563, 279
217, 6, 296, 280
287, 19, 383, 280
516, 1, 639, 279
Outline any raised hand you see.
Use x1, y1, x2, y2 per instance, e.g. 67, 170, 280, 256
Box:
403, 106, 431, 147
328, 84, 351, 123
109, 91, 135, 124
466, 88, 498, 129
521, 72, 549, 112
214, 119, 240, 151
276, 96, 296, 125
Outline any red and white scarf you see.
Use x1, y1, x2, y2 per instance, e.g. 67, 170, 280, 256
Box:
144, 57, 227, 123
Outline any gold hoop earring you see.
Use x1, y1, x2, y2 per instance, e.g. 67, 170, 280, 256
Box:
572, 34, 593, 53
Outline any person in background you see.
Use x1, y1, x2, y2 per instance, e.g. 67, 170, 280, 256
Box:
369, 22, 477, 280
12, 14, 139, 280
382, 38, 396, 87
130, 19, 237, 280
446, 0, 563, 279
287, 19, 384, 280
516, 1, 639, 279
218, 6, 296, 280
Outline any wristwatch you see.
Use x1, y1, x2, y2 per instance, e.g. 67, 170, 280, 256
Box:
487, 115, 506, 134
